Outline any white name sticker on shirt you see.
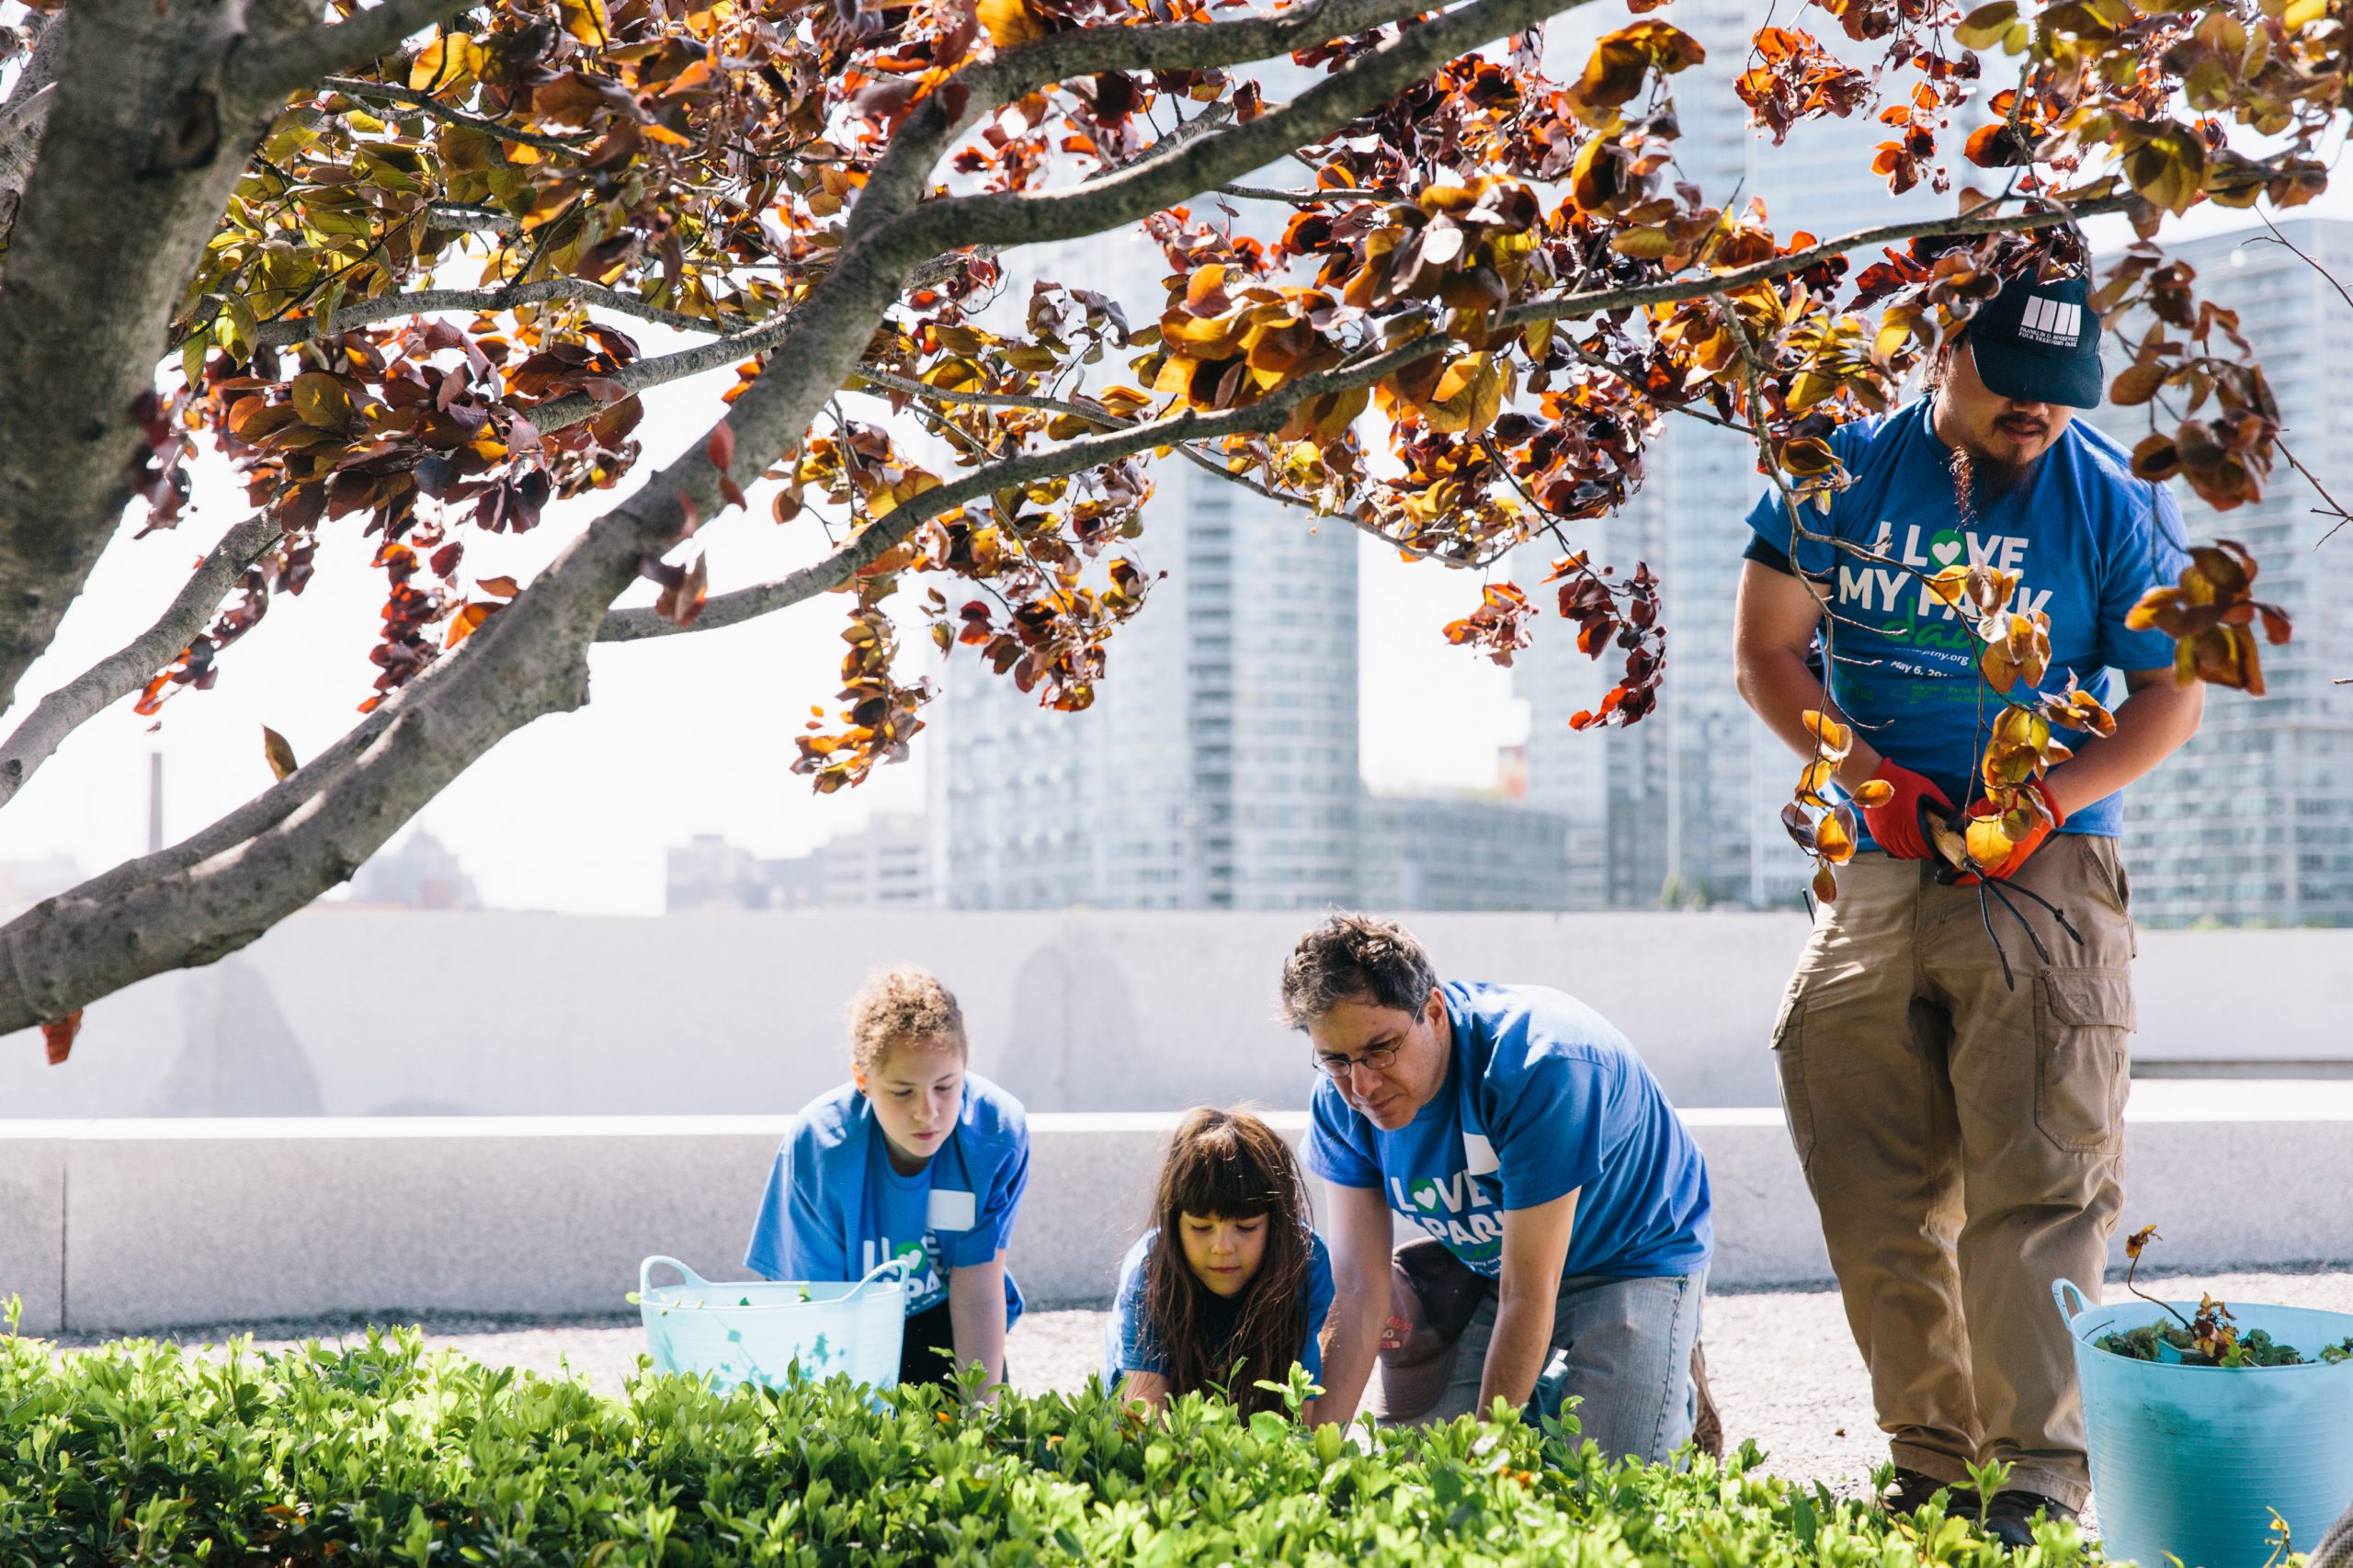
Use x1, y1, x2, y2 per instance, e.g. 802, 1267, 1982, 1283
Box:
927, 1187, 977, 1232
1462, 1132, 1499, 1176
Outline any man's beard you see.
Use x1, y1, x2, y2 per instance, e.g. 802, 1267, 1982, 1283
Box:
1948, 442, 2038, 520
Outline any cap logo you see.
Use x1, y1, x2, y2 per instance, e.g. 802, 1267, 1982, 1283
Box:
2018, 294, 2083, 347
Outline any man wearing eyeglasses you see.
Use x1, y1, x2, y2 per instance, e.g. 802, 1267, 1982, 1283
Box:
1285, 913, 1713, 1460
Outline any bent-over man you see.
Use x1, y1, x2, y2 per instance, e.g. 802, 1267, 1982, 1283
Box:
1290, 913, 1713, 1463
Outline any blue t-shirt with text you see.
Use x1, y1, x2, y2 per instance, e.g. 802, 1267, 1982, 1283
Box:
1744, 399, 2188, 839
1103, 1229, 1335, 1385
745, 1073, 1029, 1324
1304, 981, 1711, 1282
860, 1132, 956, 1314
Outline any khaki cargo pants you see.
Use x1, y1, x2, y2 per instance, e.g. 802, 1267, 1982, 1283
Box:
1773, 834, 2135, 1510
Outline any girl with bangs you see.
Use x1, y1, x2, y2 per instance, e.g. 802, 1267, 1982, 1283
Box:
1105, 1107, 1335, 1419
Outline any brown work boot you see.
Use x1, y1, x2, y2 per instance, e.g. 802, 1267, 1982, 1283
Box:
1880, 1467, 1982, 1520
1984, 1490, 2077, 1549
1689, 1341, 1723, 1460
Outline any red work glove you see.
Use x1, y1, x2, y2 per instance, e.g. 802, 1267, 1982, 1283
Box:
1858, 758, 1956, 860
1951, 777, 2067, 884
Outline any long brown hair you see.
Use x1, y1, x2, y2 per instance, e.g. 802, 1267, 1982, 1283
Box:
1140, 1107, 1315, 1416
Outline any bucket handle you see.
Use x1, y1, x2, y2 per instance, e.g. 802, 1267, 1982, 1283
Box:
641, 1255, 708, 1300
843, 1253, 912, 1301
2051, 1278, 2091, 1326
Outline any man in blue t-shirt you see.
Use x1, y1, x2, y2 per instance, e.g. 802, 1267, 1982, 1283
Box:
1733, 267, 2203, 1538
1288, 913, 1713, 1464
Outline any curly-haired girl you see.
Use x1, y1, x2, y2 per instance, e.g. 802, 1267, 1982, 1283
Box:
746, 965, 1029, 1396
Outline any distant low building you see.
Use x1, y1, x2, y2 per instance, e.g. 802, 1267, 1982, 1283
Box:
348, 829, 481, 910
666, 812, 932, 912
821, 812, 930, 908
1358, 792, 1572, 912
665, 834, 773, 912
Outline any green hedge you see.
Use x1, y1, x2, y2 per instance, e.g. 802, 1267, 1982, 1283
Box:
0, 1323, 2109, 1566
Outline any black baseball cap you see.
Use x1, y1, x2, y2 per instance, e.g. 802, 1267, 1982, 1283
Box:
1967, 271, 2103, 410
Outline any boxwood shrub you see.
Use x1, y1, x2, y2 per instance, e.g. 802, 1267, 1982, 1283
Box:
0, 1324, 2111, 1566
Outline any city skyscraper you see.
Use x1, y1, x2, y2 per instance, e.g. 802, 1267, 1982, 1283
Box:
2092, 217, 2353, 926
929, 449, 1364, 909
1517, 0, 1959, 907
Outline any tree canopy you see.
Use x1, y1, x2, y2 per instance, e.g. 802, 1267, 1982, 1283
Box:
0, 0, 2329, 1044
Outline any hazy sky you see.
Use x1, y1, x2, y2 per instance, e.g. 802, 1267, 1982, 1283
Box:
0, 347, 1529, 915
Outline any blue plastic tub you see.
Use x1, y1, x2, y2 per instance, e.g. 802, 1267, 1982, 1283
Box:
2055, 1279, 2353, 1567
639, 1255, 908, 1394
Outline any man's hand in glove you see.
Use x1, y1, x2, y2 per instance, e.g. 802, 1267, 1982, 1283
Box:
1858, 759, 1956, 861
1947, 778, 2067, 884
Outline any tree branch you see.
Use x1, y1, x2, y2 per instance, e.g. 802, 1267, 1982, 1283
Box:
1502, 194, 2139, 331
849, 365, 1120, 423
0, 0, 1540, 1033
890, 0, 1571, 264
254, 276, 722, 347
971, 0, 1434, 105
426, 201, 519, 235
0, 542, 591, 1034
0, 517, 280, 811
519, 246, 1008, 435
1221, 182, 1388, 205
233, 0, 485, 104
316, 75, 592, 154
60, 695, 402, 912
597, 330, 1442, 642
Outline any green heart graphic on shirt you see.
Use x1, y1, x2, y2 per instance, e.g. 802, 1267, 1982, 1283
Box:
1929, 528, 1964, 568
894, 1241, 926, 1265
1409, 1178, 1441, 1211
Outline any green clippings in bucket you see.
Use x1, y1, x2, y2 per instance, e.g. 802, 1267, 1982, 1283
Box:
2097, 1322, 2321, 1368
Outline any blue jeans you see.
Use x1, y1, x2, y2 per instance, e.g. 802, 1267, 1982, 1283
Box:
1381, 1267, 1708, 1465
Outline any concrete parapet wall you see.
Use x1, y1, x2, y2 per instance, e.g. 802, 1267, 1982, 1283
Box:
3, 912, 2347, 1121
4, 1086, 2348, 1335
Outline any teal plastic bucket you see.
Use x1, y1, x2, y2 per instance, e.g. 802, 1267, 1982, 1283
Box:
639, 1255, 908, 1394
2054, 1279, 2353, 1567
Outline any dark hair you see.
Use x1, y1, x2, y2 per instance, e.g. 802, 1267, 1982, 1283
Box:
1278, 912, 1438, 1029
1140, 1108, 1315, 1416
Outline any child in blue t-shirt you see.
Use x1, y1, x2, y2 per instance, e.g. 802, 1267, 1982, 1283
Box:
1105, 1108, 1335, 1421
745, 966, 1029, 1395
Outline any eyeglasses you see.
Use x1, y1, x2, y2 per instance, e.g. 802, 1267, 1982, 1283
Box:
1312, 1041, 1402, 1080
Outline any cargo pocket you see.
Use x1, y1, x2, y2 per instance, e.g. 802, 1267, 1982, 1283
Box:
2033, 966, 2134, 1153
1770, 985, 1816, 1169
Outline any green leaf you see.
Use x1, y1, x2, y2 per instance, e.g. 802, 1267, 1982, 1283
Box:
1953, 0, 2018, 48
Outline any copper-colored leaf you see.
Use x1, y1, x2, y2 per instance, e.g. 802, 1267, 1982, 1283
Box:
1965, 814, 2014, 868
1802, 709, 1852, 758
261, 725, 299, 782
445, 600, 501, 648
1816, 804, 1858, 863
40, 1010, 82, 1066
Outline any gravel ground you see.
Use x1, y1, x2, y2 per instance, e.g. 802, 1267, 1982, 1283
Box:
38, 1267, 2353, 1505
